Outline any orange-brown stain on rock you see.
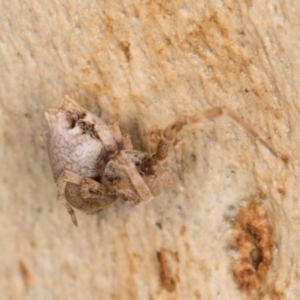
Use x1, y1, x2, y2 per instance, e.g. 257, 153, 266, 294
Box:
277, 187, 286, 195
157, 248, 179, 292
29, 240, 36, 248
18, 259, 33, 287
194, 290, 201, 299
183, 12, 252, 90
258, 189, 267, 200
113, 232, 139, 300
81, 68, 91, 76
244, 0, 253, 7
119, 41, 131, 61
262, 288, 285, 300
61, 261, 72, 277
145, 0, 180, 19
230, 201, 272, 293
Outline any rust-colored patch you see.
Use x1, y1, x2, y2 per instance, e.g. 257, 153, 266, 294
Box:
279, 154, 288, 164
261, 287, 285, 300
194, 290, 201, 298
18, 260, 33, 287
81, 68, 91, 76
145, 0, 178, 18
277, 187, 286, 195
157, 248, 179, 292
183, 12, 250, 89
62, 261, 71, 277
258, 189, 266, 200
231, 201, 272, 293
29, 240, 36, 248
119, 41, 131, 61
245, 0, 253, 7
149, 127, 163, 153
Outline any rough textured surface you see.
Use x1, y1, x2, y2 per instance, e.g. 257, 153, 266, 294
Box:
0, 0, 299, 299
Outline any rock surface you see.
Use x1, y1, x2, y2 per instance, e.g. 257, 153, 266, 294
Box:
0, 0, 299, 299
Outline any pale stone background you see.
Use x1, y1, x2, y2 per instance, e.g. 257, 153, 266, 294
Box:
0, 0, 299, 299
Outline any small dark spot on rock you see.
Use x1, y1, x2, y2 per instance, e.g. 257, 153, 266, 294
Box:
190, 154, 196, 162
30, 240, 37, 248
36, 207, 42, 213
119, 41, 131, 61
156, 221, 163, 229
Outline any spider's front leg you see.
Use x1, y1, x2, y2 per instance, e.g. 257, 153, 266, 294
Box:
148, 126, 183, 180
141, 106, 287, 175
108, 121, 133, 150
112, 151, 154, 204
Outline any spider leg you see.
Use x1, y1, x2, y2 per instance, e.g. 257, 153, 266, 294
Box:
141, 106, 287, 174
200, 107, 287, 162
76, 178, 117, 214
122, 134, 133, 150
108, 121, 134, 150
148, 127, 163, 154
108, 121, 124, 149
80, 178, 115, 198
56, 170, 83, 226
147, 127, 183, 179
143, 166, 178, 196
174, 140, 183, 181
112, 151, 153, 204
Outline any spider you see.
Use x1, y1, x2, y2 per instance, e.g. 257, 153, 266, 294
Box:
42, 96, 286, 226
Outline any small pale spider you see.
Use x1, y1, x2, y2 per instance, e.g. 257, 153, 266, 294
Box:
42, 96, 287, 226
